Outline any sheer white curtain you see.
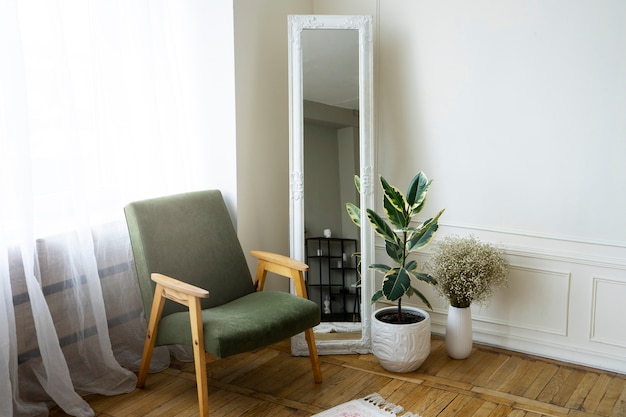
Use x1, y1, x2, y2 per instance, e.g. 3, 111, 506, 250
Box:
0, 1, 236, 415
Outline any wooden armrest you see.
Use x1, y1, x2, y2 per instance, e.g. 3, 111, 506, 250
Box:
250, 250, 308, 272
250, 250, 309, 297
142, 273, 211, 401
151, 273, 209, 300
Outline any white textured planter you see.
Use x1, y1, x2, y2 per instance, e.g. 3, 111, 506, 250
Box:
445, 305, 473, 359
371, 306, 431, 373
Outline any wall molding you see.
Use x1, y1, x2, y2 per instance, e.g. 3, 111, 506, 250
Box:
388, 218, 626, 268
590, 277, 626, 348
431, 222, 626, 270
471, 264, 571, 337
373, 222, 626, 374
438, 220, 626, 250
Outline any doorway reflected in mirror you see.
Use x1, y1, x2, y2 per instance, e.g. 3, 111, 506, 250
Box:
302, 29, 361, 340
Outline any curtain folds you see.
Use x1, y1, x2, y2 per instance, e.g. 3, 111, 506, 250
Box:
0, 1, 229, 415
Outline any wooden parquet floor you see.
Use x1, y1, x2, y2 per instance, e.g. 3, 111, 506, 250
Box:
50, 336, 626, 417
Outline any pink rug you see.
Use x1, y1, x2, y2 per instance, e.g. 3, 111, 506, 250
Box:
312, 393, 422, 417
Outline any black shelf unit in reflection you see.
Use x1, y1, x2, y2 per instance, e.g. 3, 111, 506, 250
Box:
305, 237, 360, 322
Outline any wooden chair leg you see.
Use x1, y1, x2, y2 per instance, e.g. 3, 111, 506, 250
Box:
189, 298, 209, 417
304, 328, 322, 383
137, 285, 166, 388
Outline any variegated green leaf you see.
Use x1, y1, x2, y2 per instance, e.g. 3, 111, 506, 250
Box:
371, 289, 384, 303
366, 209, 401, 247
404, 259, 417, 272
407, 223, 438, 252
370, 263, 391, 274
382, 267, 411, 302
345, 202, 361, 227
385, 240, 403, 264
410, 286, 433, 310
406, 172, 429, 208
380, 176, 407, 222
383, 192, 406, 229
410, 271, 437, 286
406, 209, 445, 251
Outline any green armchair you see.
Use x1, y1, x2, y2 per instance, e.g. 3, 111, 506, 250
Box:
124, 190, 321, 417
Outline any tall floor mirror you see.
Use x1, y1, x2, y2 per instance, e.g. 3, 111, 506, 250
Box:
289, 15, 374, 355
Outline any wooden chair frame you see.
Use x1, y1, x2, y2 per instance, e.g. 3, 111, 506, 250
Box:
136, 250, 322, 417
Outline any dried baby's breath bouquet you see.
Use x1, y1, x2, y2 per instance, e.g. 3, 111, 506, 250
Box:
431, 235, 508, 308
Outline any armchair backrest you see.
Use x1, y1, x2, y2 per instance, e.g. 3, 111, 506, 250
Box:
124, 190, 255, 319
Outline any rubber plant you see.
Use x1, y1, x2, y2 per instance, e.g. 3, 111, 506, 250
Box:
346, 172, 445, 322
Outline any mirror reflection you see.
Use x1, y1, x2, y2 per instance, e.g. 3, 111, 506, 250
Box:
302, 29, 361, 340
289, 14, 373, 354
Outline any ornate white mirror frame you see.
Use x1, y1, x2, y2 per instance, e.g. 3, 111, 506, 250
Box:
288, 15, 374, 355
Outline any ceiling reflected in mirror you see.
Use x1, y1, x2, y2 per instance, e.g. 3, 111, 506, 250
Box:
302, 29, 359, 110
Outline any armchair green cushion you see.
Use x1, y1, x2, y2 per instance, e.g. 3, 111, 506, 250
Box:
158, 290, 320, 357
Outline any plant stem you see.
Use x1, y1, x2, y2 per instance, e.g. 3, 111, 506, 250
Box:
397, 229, 408, 321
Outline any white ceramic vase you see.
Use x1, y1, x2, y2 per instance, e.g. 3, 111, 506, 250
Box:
371, 306, 431, 373
445, 305, 473, 359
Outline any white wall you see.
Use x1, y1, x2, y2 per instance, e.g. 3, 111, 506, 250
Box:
304, 123, 343, 238
234, 0, 626, 372
372, 1, 626, 373
337, 126, 360, 241
377, 1, 626, 244
234, 0, 313, 289
303, 123, 359, 240
233, 0, 367, 285
303, 101, 360, 240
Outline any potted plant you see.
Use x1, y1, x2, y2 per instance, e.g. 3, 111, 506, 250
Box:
430, 235, 508, 359
346, 172, 444, 372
